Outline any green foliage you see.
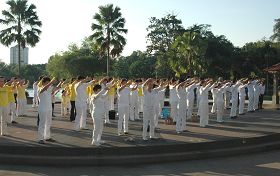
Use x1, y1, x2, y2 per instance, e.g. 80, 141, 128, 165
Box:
271, 18, 280, 42
90, 4, 127, 75
0, 0, 42, 75
0, 61, 46, 84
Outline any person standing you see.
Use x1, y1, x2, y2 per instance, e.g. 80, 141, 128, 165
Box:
6, 78, 17, 123
74, 76, 95, 131
176, 80, 188, 133
117, 79, 136, 135
169, 79, 179, 123
259, 80, 265, 109
69, 78, 77, 122
32, 81, 39, 107
142, 78, 157, 140
37, 77, 63, 144
199, 79, 215, 127
90, 84, 108, 146
129, 80, 139, 121
238, 79, 248, 115
16, 79, 29, 117
247, 79, 255, 112
0, 76, 9, 136
230, 80, 241, 119
253, 80, 261, 111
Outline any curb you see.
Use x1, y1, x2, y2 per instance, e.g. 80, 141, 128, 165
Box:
0, 133, 280, 166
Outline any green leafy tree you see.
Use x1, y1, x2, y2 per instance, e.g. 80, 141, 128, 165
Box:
0, 0, 42, 75
271, 18, 280, 42
90, 4, 127, 76
146, 14, 184, 78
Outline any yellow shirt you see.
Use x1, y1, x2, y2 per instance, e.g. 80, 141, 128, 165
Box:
86, 86, 93, 96
138, 86, 144, 96
69, 83, 76, 101
17, 85, 27, 99
0, 86, 9, 107
108, 85, 116, 96
6, 86, 15, 103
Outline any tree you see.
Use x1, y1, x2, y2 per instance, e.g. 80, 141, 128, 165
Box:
0, 0, 42, 75
271, 18, 280, 42
90, 4, 127, 76
146, 14, 184, 78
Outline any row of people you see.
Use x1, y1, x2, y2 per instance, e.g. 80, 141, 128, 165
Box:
0, 75, 265, 146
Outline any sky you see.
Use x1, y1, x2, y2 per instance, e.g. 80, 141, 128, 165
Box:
0, 0, 279, 64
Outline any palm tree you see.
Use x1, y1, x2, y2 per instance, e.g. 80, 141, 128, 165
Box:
0, 0, 42, 75
271, 18, 280, 42
90, 4, 127, 76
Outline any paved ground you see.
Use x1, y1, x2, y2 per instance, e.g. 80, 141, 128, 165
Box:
1, 103, 279, 148
0, 149, 279, 176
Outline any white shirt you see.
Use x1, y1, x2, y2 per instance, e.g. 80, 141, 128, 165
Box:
118, 87, 130, 107
75, 82, 91, 105
143, 89, 157, 108
33, 82, 38, 96
38, 86, 52, 111
169, 85, 179, 102
177, 87, 186, 104
91, 89, 107, 117
186, 84, 196, 100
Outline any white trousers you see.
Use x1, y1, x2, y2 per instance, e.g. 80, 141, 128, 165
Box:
0, 106, 8, 135
211, 98, 217, 113
17, 98, 26, 116
216, 101, 224, 122
74, 103, 87, 130
253, 93, 259, 110
92, 116, 104, 143
118, 106, 129, 133
61, 102, 70, 116
138, 96, 144, 112
9, 102, 16, 122
38, 109, 52, 140
247, 94, 254, 112
230, 99, 238, 117
224, 93, 230, 108
108, 95, 115, 111
170, 101, 178, 122
199, 102, 209, 127
143, 106, 155, 139
33, 94, 39, 107
130, 97, 139, 121
239, 95, 245, 114
154, 101, 160, 127
186, 98, 194, 120
176, 102, 187, 132
104, 98, 110, 123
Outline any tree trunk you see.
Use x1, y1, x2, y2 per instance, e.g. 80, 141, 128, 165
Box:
18, 42, 21, 76
107, 26, 110, 76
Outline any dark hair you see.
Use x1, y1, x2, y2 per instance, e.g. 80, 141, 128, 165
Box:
93, 84, 102, 92
71, 77, 76, 83
42, 77, 51, 84
121, 78, 127, 84
39, 76, 44, 80
77, 75, 85, 80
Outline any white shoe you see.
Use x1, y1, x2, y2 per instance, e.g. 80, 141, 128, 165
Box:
99, 140, 105, 144
105, 120, 111, 124
143, 137, 148, 141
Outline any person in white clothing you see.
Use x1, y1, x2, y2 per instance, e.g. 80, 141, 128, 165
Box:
37, 77, 63, 144
247, 79, 255, 112
230, 80, 241, 118
238, 79, 248, 115
211, 88, 218, 114
213, 81, 229, 122
117, 79, 137, 135
142, 78, 158, 140
74, 76, 96, 131
176, 79, 188, 133
32, 81, 39, 108
90, 84, 108, 146
186, 79, 199, 120
198, 79, 216, 127
169, 79, 180, 123
100, 77, 115, 124
129, 80, 139, 121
